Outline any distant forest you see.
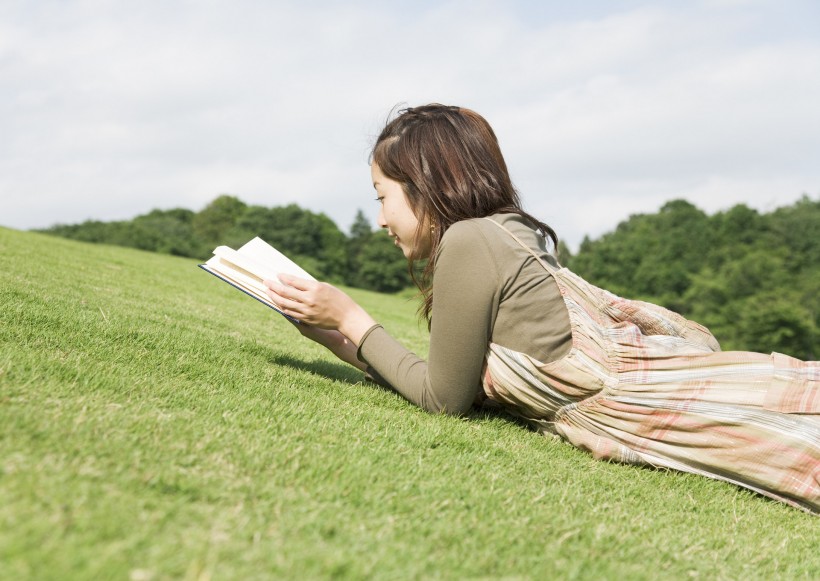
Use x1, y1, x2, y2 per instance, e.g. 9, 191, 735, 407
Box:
39, 196, 412, 294
39, 195, 819, 360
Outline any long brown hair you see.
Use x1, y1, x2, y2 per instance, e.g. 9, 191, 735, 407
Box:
371, 103, 558, 324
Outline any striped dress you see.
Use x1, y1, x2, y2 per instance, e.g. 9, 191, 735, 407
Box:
480, 219, 820, 513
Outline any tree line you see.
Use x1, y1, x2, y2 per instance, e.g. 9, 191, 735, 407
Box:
39, 195, 411, 293
39, 194, 818, 359
563, 196, 818, 360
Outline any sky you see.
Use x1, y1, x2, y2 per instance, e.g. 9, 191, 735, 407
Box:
2, 0, 819, 249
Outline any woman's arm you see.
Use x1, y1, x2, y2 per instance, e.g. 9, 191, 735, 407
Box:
263, 277, 375, 371
357, 221, 501, 414
263, 221, 502, 415
291, 324, 369, 372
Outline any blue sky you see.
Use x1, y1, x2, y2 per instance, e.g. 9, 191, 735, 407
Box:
2, 0, 819, 249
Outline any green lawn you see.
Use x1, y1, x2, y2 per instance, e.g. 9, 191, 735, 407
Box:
1, 227, 817, 580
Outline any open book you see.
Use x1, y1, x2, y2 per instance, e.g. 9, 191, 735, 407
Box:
199, 237, 315, 320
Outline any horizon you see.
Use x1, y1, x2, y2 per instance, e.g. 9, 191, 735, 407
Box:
26, 191, 818, 252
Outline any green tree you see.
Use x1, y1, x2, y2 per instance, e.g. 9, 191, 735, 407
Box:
192, 195, 247, 247
569, 199, 712, 307
735, 293, 815, 357
229, 204, 348, 282
39, 208, 204, 257
354, 231, 412, 293
769, 195, 820, 272
556, 240, 573, 266
344, 208, 411, 292
346, 209, 373, 286
349, 209, 372, 240
570, 197, 818, 359
132, 208, 201, 257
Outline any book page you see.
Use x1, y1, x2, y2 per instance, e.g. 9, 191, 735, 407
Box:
204, 256, 273, 303
237, 237, 316, 281
200, 237, 314, 316
210, 246, 279, 283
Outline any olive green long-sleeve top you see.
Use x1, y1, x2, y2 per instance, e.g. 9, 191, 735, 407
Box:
357, 213, 572, 414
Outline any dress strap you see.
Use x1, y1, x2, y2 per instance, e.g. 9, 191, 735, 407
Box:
482, 217, 559, 274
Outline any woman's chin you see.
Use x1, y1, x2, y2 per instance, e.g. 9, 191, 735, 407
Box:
397, 238, 430, 260
405, 247, 432, 261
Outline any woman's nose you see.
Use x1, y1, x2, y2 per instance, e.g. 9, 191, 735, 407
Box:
377, 207, 387, 229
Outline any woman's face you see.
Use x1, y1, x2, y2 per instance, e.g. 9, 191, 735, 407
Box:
371, 163, 430, 259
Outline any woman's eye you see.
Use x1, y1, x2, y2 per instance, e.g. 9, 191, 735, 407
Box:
374, 196, 384, 204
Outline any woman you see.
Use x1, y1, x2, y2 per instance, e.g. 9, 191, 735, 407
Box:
264, 104, 819, 513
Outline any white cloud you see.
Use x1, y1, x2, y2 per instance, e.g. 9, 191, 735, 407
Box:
0, 0, 818, 247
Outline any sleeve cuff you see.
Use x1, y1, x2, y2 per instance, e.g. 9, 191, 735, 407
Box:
356, 323, 384, 363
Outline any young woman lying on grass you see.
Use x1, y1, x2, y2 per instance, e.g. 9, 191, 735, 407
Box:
264, 104, 819, 514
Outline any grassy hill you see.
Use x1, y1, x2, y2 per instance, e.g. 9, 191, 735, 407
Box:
1, 227, 817, 580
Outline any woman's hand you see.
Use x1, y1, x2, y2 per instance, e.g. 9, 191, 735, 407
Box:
263, 275, 377, 345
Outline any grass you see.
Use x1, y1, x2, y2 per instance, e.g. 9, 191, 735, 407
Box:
0, 226, 817, 580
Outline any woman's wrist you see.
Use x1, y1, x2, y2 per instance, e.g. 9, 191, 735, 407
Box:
338, 306, 377, 346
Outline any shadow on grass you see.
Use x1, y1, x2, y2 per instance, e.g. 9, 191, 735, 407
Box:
465, 405, 534, 431
271, 350, 537, 431
270, 352, 363, 384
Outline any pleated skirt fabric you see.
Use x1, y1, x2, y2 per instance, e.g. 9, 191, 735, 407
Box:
481, 219, 820, 513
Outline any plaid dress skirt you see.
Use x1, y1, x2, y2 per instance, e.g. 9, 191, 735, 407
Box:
481, 219, 820, 513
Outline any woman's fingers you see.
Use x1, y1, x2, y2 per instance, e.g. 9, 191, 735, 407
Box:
263, 279, 300, 311
264, 279, 298, 301
271, 294, 305, 315
263, 277, 354, 330
263, 278, 326, 323
263, 276, 315, 301
277, 274, 314, 291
